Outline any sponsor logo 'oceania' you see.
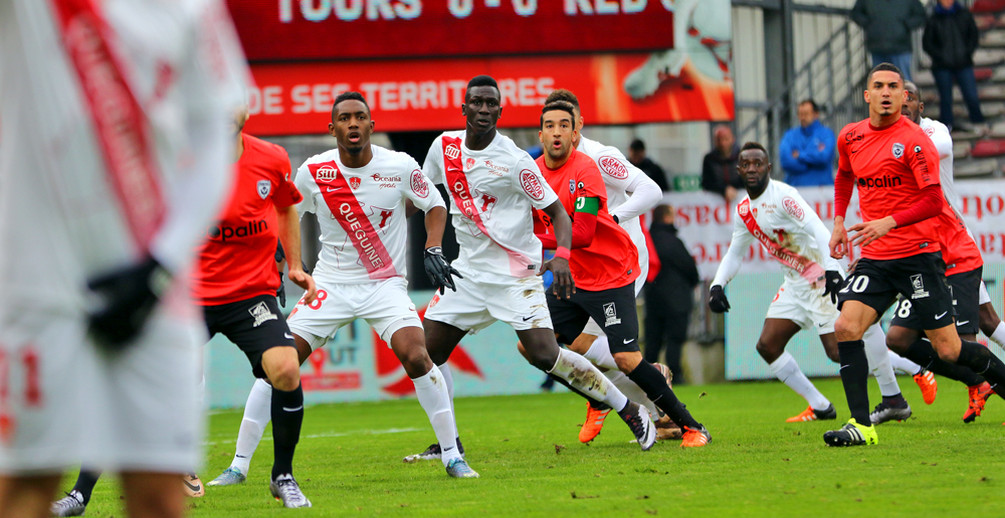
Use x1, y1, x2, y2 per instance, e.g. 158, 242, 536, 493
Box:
209, 219, 268, 241
857, 175, 903, 189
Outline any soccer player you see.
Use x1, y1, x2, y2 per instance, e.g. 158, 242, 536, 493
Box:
209, 91, 480, 480
532, 89, 674, 443
825, 63, 1005, 446
406, 76, 657, 462
0, 1, 247, 517
880, 81, 997, 424
533, 100, 711, 447
706, 142, 912, 424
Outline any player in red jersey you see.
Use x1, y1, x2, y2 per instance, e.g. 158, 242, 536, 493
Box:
825, 63, 1005, 447
532, 101, 710, 447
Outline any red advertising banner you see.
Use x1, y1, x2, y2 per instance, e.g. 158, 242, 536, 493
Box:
243, 52, 734, 135
226, 0, 675, 62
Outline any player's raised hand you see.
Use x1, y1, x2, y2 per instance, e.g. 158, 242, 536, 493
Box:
87, 256, 172, 350
541, 256, 575, 299
848, 216, 896, 249
822, 270, 844, 305
424, 246, 462, 294
829, 218, 849, 259
708, 285, 730, 313
288, 266, 317, 304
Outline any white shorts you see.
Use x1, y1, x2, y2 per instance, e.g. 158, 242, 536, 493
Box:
0, 289, 204, 475
980, 280, 990, 305
423, 274, 552, 333
765, 279, 838, 334
287, 276, 421, 349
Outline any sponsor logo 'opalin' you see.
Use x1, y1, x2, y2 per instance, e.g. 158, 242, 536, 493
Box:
209, 219, 268, 241
857, 175, 903, 188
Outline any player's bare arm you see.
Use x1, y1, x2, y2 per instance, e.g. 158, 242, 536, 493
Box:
829, 216, 849, 259
540, 200, 574, 299
277, 205, 317, 304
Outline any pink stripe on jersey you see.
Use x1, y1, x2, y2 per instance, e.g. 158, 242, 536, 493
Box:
442, 136, 534, 277
52, 0, 166, 250
737, 199, 825, 287
309, 161, 396, 280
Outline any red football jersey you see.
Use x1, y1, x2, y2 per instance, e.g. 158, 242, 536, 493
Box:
193, 134, 302, 305
837, 116, 941, 260
535, 150, 638, 291
938, 203, 982, 276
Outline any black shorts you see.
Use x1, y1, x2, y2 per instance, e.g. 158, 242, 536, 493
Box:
891, 266, 981, 335
546, 282, 640, 354
839, 252, 954, 331
203, 294, 296, 379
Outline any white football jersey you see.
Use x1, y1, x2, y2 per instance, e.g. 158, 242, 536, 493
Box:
0, 0, 248, 316
296, 145, 444, 285
919, 117, 959, 210
713, 180, 841, 289
578, 135, 651, 259
423, 130, 558, 283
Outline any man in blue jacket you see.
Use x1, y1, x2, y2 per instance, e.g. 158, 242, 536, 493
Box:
779, 99, 836, 186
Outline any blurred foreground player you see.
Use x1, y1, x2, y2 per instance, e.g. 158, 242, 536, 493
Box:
0, 1, 247, 517
826, 63, 1005, 446
406, 76, 656, 462
209, 91, 478, 480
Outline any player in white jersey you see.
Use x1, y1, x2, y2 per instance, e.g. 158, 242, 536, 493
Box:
406, 76, 657, 462
206, 92, 478, 479
0, 1, 247, 516
707, 143, 912, 423
532, 89, 679, 443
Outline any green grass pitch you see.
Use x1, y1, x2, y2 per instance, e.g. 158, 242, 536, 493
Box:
66, 377, 1002, 516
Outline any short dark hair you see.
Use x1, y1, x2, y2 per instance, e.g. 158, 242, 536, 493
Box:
904, 80, 921, 97
466, 75, 500, 97
545, 89, 580, 110
740, 141, 769, 157
868, 62, 903, 84
652, 204, 673, 222
540, 101, 576, 128
799, 99, 820, 112
331, 91, 369, 122
629, 138, 646, 152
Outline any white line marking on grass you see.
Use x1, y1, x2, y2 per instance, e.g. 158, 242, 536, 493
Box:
204, 427, 423, 446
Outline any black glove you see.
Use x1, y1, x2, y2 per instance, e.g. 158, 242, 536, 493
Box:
708, 285, 730, 313
823, 270, 844, 305
276, 271, 287, 307
87, 257, 172, 350
423, 246, 462, 294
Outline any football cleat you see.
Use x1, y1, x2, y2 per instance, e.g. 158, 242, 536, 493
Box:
680, 425, 712, 448
445, 458, 479, 479
869, 401, 912, 425
654, 363, 674, 386
618, 401, 656, 451
51, 490, 86, 517
403, 438, 464, 463
182, 473, 204, 497
963, 382, 995, 423
579, 402, 611, 443
207, 467, 246, 487
786, 404, 837, 423
823, 418, 878, 447
270, 474, 311, 508
655, 414, 683, 441
913, 369, 938, 405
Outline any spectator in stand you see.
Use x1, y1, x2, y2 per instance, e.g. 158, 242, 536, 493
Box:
779, 99, 836, 186
701, 125, 742, 203
628, 138, 671, 192
851, 0, 927, 81
644, 204, 699, 383
923, 0, 987, 134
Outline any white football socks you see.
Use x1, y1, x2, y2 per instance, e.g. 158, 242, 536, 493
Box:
412, 365, 461, 465
549, 348, 628, 412
887, 350, 923, 376
231, 378, 272, 474
989, 321, 1005, 347
768, 351, 830, 410
605, 370, 659, 416
583, 335, 618, 371
436, 362, 458, 438
863, 324, 902, 397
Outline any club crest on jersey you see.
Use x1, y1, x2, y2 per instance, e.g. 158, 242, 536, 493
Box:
603, 302, 622, 326
257, 180, 271, 199
411, 170, 429, 198
910, 274, 930, 299
249, 301, 278, 327
349, 177, 361, 189
569, 179, 575, 193
445, 143, 461, 160
466, 158, 476, 170
599, 156, 629, 179
892, 143, 904, 159
315, 164, 338, 183
520, 169, 546, 201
